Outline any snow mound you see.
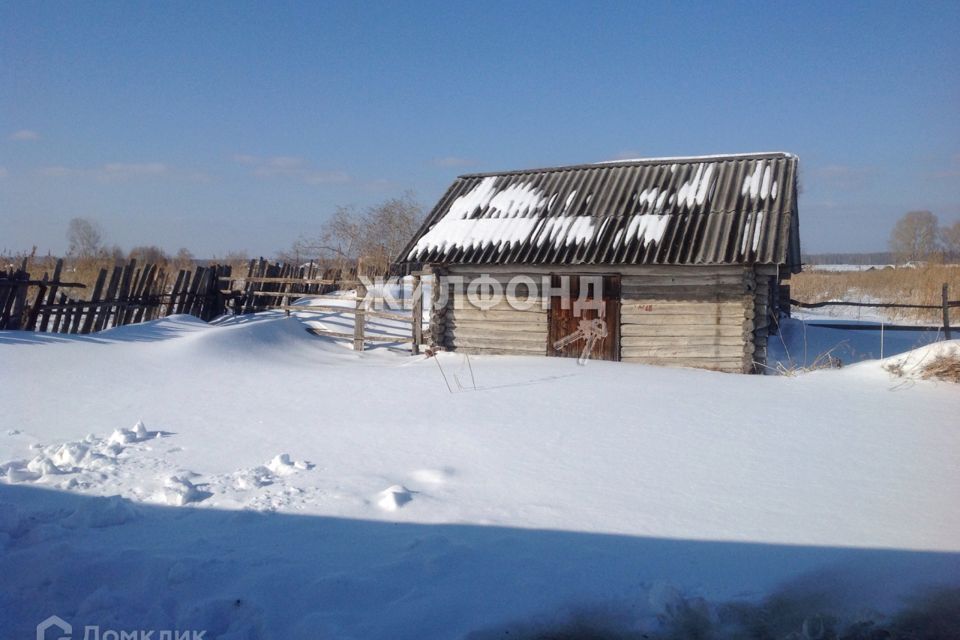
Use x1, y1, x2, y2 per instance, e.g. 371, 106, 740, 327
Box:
265, 453, 312, 475
0, 421, 166, 485
176, 316, 325, 358
63, 495, 140, 529
163, 475, 208, 506
231, 454, 313, 490
233, 465, 275, 490
107, 420, 157, 445
376, 484, 414, 511
882, 340, 960, 382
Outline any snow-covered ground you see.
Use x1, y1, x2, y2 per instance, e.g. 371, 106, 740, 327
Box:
805, 264, 893, 272
2, 311, 958, 639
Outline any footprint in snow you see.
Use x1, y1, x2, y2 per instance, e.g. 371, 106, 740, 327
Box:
409, 467, 456, 486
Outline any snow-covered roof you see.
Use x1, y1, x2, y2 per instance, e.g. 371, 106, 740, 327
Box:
398, 152, 800, 270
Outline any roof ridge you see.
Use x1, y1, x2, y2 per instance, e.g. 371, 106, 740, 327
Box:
457, 152, 797, 179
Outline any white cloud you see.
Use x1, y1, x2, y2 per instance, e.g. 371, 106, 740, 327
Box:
234, 153, 350, 185
9, 129, 40, 141
813, 164, 877, 191
252, 156, 307, 177
37, 165, 78, 177
37, 162, 172, 181
102, 162, 167, 177
304, 170, 350, 185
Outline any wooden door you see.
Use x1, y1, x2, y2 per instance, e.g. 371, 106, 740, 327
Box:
548, 274, 620, 362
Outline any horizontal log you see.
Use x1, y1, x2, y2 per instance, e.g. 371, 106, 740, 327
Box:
620, 302, 751, 316
620, 324, 749, 338
447, 318, 548, 332
448, 338, 547, 353
448, 308, 547, 322
620, 343, 747, 357
620, 314, 751, 326
446, 327, 547, 349
450, 295, 548, 311
619, 336, 747, 347
449, 345, 549, 356
620, 286, 748, 297
621, 355, 748, 371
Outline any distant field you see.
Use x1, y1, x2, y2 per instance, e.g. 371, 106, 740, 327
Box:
790, 264, 960, 325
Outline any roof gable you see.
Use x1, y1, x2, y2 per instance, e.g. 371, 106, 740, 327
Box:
398, 152, 799, 269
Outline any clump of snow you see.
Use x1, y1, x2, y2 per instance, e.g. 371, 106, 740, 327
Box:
162, 475, 207, 506
107, 420, 155, 446
376, 484, 414, 511
622, 213, 670, 247
676, 163, 715, 208
265, 453, 312, 475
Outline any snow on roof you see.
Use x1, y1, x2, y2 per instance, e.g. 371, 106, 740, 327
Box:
399, 152, 800, 268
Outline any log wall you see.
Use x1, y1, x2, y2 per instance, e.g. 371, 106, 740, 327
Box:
434, 265, 786, 372
440, 269, 548, 356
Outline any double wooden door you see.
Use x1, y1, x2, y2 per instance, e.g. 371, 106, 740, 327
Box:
547, 274, 620, 362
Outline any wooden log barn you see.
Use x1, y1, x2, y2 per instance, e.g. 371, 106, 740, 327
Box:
396, 152, 801, 373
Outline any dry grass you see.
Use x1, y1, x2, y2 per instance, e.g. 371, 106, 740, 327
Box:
917, 353, 960, 383
790, 264, 960, 324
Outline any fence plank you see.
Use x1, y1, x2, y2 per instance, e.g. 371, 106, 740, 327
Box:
81, 269, 108, 334
943, 283, 952, 340
38, 259, 64, 332
354, 281, 366, 351
412, 274, 422, 355
95, 266, 123, 332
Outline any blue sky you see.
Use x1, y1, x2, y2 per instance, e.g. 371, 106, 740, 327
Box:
2, 0, 958, 256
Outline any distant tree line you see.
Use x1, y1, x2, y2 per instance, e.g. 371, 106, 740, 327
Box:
64, 217, 198, 270
57, 193, 424, 277
804, 211, 959, 266
802, 252, 898, 266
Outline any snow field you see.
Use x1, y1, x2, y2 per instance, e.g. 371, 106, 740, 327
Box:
1, 313, 958, 638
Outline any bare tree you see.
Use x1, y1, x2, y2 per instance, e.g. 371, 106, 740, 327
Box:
889, 210, 940, 263
128, 245, 169, 264
942, 220, 960, 261
286, 193, 424, 274
173, 247, 195, 271
67, 217, 104, 258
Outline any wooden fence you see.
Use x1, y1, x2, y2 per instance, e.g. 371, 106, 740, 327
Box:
791, 283, 957, 339
1, 257, 424, 353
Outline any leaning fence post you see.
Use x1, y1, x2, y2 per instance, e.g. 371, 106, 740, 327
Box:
943, 283, 952, 340
412, 273, 422, 356
353, 280, 366, 351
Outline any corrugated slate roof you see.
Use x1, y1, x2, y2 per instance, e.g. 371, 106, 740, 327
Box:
397, 152, 800, 271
